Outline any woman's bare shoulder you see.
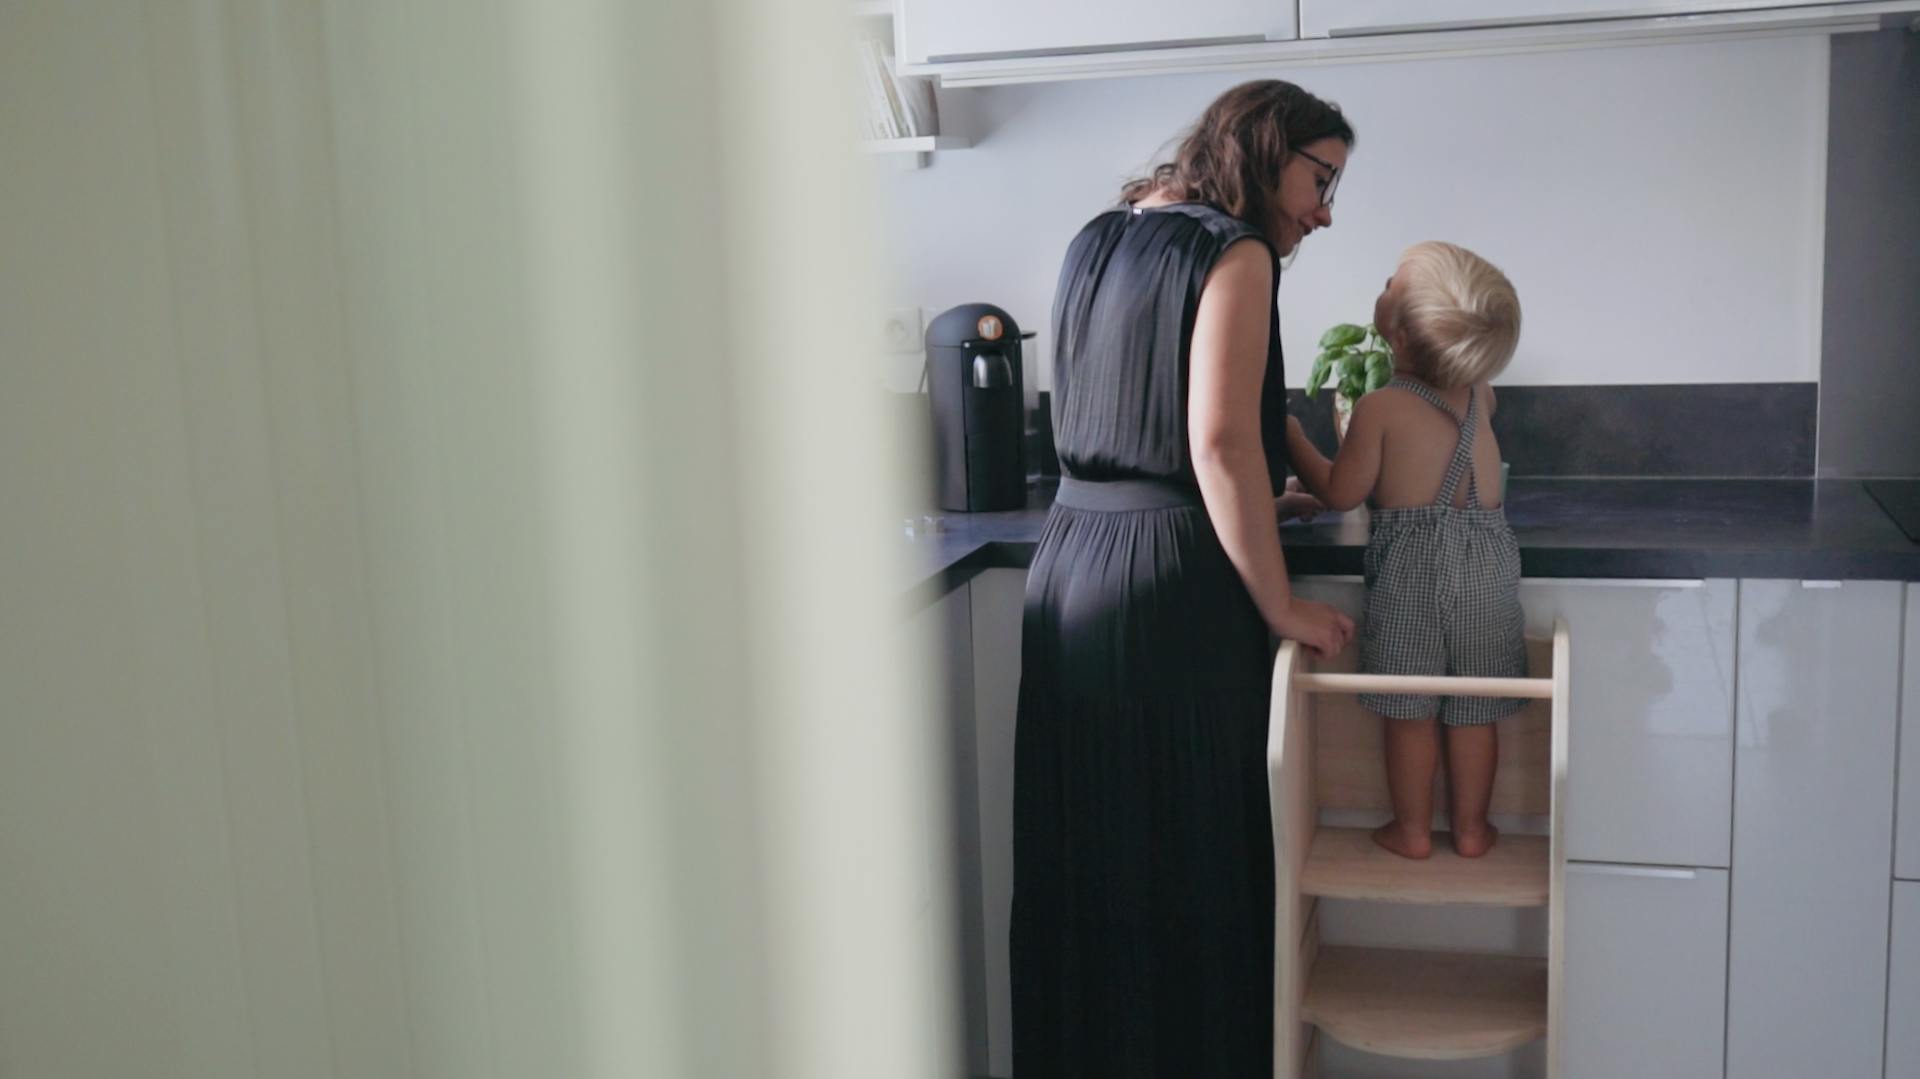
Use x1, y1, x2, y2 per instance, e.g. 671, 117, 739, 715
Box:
1200, 236, 1273, 291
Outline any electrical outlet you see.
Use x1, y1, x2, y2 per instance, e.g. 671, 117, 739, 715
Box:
881, 307, 924, 354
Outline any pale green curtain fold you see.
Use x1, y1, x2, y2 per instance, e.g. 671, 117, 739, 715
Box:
0, 2, 942, 1076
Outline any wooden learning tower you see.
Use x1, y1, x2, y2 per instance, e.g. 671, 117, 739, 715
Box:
1268, 621, 1570, 1077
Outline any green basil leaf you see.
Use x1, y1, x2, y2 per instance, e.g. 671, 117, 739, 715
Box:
1304, 356, 1332, 399
1318, 323, 1367, 349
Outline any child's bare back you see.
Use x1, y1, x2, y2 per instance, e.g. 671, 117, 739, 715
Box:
1368, 381, 1505, 510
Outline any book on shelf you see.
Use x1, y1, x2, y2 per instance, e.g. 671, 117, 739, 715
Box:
854, 36, 901, 139
852, 31, 938, 142
887, 41, 938, 138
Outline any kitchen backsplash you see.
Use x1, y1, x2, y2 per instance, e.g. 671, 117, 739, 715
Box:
892, 379, 1818, 512
1289, 382, 1818, 478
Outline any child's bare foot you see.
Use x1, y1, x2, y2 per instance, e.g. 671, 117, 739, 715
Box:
1372, 822, 1433, 860
1452, 823, 1500, 858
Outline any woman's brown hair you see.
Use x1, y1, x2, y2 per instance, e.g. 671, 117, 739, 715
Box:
1121, 80, 1355, 230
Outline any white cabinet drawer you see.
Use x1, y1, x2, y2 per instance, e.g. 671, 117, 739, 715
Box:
1563, 863, 1728, 1079
898, 0, 1294, 64
1888, 882, 1920, 1079
1726, 579, 1901, 1079
1520, 579, 1736, 868
1898, 583, 1919, 881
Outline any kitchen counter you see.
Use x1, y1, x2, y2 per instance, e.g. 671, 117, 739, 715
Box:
903, 477, 1920, 608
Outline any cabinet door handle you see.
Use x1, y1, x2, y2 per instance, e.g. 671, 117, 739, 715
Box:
1568, 862, 1698, 880
1800, 580, 1844, 589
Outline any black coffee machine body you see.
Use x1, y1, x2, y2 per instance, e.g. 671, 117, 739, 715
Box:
926, 303, 1032, 512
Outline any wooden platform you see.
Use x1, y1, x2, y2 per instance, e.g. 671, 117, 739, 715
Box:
1300, 826, 1550, 907
1304, 946, 1548, 1061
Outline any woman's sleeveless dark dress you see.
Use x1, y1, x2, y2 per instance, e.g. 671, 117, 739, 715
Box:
1011, 203, 1291, 1078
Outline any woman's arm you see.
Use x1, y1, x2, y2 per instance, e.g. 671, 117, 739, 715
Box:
1189, 241, 1354, 657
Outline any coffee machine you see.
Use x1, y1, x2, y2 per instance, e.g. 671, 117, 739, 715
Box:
926, 303, 1032, 512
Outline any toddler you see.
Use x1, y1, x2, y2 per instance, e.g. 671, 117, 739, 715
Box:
1287, 240, 1526, 860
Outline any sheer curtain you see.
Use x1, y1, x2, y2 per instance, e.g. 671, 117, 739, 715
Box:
0, 2, 944, 1077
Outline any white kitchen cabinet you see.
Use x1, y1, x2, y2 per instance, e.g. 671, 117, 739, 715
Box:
1726, 580, 1902, 1079
1562, 862, 1728, 1079
1888, 882, 1920, 1079
897, 0, 1294, 65
1298, 577, 1737, 866
906, 583, 987, 1074
1520, 579, 1736, 868
1898, 583, 1918, 881
965, 568, 1026, 1079
1298, 0, 1890, 38
906, 568, 1027, 1079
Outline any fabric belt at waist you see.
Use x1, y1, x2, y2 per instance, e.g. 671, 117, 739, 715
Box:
1055, 476, 1205, 512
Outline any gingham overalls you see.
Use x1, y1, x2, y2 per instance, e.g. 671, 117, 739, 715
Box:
1358, 378, 1528, 726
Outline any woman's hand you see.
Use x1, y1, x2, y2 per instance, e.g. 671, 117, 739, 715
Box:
1278, 477, 1324, 522
1271, 598, 1355, 660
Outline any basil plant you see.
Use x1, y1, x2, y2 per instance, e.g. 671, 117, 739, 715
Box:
1305, 322, 1393, 403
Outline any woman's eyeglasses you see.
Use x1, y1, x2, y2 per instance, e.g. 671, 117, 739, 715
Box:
1295, 147, 1341, 208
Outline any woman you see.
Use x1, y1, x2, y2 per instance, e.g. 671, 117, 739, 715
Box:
1011, 80, 1357, 1078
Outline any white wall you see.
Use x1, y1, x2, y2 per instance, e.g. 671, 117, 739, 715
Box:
880, 35, 1829, 390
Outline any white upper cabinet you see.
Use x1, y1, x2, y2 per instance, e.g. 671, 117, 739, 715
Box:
1298, 0, 1890, 38
897, 0, 1296, 65
897, 0, 1917, 84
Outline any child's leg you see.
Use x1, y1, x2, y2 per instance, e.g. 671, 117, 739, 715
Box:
1444, 723, 1499, 857
1372, 717, 1439, 860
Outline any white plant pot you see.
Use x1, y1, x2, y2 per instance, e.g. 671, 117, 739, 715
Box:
1333, 393, 1355, 444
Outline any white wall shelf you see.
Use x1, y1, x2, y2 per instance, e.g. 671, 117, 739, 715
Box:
858, 134, 968, 169
859, 135, 966, 154
850, 2, 954, 168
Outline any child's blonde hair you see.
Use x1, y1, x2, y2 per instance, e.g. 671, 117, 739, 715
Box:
1390, 241, 1521, 390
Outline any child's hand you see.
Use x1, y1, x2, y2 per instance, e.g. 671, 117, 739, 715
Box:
1284, 416, 1335, 503
1284, 415, 1318, 459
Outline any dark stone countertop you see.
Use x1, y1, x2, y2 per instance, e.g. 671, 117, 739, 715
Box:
902, 478, 1920, 608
